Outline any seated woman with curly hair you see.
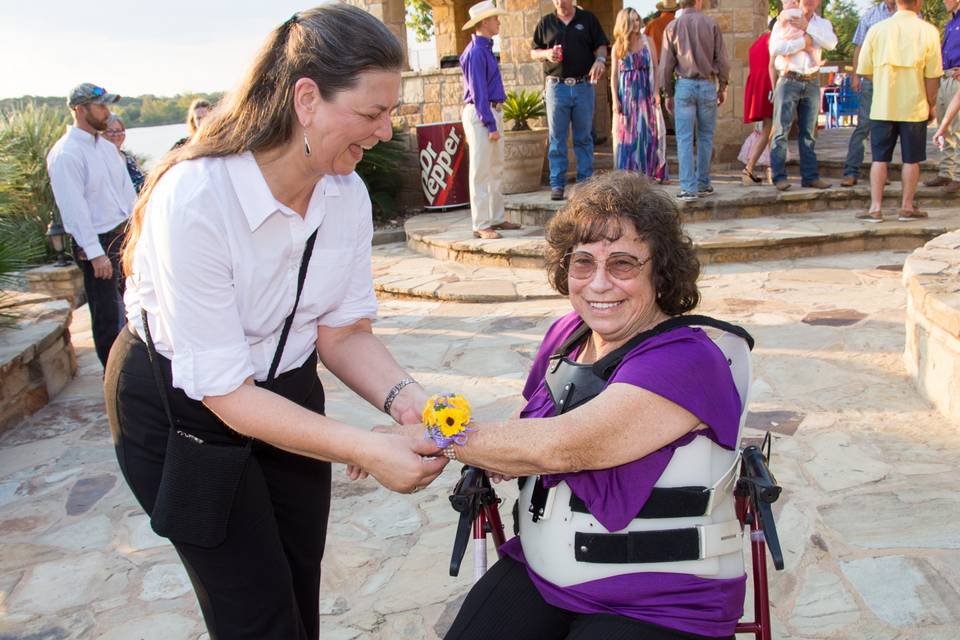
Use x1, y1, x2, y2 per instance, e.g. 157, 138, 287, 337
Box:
441, 171, 747, 640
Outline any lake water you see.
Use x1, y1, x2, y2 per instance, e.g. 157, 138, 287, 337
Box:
124, 123, 188, 169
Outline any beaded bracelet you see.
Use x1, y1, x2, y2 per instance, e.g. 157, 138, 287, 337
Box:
383, 378, 416, 415
423, 392, 475, 453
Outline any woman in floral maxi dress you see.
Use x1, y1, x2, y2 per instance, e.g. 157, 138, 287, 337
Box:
611, 8, 668, 183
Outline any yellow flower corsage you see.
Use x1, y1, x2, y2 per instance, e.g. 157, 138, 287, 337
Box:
423, 392, 474, 447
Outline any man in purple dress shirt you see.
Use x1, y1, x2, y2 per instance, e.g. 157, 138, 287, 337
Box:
925, 0, 960, 192
460, 1, 522, 240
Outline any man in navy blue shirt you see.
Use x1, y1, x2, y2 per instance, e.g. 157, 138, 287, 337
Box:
460, 1, 521, 239
532, 0, 609, 200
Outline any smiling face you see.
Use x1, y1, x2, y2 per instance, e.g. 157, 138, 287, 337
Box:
301, 69, 400, 176
567, 222, 667, 351
103, 119, 125, 150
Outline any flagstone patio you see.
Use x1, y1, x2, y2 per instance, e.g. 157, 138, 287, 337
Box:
1, 244, 959, 639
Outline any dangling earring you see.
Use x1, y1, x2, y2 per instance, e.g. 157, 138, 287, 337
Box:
303, 131, 312, 157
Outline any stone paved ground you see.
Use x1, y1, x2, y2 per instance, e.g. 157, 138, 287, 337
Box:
2, 246, 960, 640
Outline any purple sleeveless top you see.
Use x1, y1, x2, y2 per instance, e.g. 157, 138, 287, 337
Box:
499, 311, 746, 637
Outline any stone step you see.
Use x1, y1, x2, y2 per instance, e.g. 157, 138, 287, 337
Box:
570, 131, 943, 184
504, 175, 960, 227
372, 243, 556, 302
405, 206, 960, 273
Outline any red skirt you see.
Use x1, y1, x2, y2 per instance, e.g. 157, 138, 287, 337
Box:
744, 71, 773, 123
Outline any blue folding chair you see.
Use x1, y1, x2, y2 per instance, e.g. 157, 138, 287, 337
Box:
827, 76, 860, 128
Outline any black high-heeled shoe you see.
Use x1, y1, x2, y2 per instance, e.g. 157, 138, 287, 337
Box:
741, 168, 762, 185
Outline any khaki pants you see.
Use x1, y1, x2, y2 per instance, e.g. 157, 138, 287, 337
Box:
936, 74, 960, 179
462, 104, 505, 231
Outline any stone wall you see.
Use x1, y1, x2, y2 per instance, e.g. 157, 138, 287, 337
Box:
385, 0, 767, 206
23, 264, 85, 309
0, 293, 77, 432
902, 230, 960, 424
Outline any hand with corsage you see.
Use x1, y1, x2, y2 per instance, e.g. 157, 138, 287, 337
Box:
422, 392, 475, 460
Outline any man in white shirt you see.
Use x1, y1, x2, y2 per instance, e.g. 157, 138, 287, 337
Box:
768, 0, 838, 191
47, 83, 137, 367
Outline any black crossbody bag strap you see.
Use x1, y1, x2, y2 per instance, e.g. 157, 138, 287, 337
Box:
140, 227, 320, 430
266, 228, 319, 385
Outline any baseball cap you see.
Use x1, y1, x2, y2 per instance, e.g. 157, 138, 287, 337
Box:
68, 83, 121, 108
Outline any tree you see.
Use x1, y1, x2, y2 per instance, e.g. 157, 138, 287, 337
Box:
822, 0, 860, 62
406, 0, 433, 43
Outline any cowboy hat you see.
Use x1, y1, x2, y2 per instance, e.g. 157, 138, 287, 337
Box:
661, 0, 678, 10
462, 0, 507, 31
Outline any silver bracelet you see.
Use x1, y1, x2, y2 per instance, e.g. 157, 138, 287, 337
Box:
383, 378, 416, 415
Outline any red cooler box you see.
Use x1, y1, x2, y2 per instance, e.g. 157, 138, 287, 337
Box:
416, 121, 470, 210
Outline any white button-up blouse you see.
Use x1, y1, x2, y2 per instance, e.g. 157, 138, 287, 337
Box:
125, 152, 378, 401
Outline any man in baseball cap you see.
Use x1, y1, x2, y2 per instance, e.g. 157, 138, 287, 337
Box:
47, 82, 135, 367
68, 83, 121, 108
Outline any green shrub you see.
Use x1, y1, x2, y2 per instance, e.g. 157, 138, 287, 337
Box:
356, 127, 407, 222
504, 90, 546, 132
0, 217, 46, 325
0, 101, 68, 257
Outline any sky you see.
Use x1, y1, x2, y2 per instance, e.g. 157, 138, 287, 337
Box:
1, 0, 873, 101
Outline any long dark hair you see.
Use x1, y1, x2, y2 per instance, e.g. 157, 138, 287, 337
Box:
123, 4, 404, 274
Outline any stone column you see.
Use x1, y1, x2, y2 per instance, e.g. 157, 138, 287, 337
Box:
704, 0, 769, 161
432, 1, 473, 61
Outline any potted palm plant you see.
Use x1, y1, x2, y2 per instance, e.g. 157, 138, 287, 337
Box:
502, 89, 548, 194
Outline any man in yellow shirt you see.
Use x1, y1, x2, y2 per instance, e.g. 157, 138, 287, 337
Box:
855, 0, 942, 222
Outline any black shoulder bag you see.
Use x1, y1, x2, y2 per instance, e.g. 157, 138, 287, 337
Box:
145, 229, 319, 548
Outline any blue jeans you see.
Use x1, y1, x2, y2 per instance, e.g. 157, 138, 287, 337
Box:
842, 78, 873, 178
770, 76, 821, 184
673, 79, 717, 193
545, 80, 595, 188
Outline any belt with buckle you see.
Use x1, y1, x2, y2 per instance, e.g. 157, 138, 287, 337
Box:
782, 71, 818, 82
547, 76, 588, 86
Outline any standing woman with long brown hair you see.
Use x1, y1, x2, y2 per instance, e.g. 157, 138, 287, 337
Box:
611, 7, 669, 182
104, 5, 447, 638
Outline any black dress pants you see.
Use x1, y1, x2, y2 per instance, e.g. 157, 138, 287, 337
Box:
76, 226, 126, 367
105, 328, 331, 639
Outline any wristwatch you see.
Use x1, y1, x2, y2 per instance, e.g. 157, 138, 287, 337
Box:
595, 56, 606, 64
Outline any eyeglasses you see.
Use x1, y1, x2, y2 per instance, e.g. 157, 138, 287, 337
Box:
563, 251, 651, 280
103, 129, 125, 136
91, 86, 106, 96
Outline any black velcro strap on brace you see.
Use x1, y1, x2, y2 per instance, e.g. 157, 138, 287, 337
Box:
569, 486, 711, 519
574, 529, 701, 564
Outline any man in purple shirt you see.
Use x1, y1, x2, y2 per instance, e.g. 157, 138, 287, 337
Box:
925, 0, 960, 192
460, 1, 521, 239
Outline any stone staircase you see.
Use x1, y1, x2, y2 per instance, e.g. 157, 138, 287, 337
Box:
375, 128, 960, 302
